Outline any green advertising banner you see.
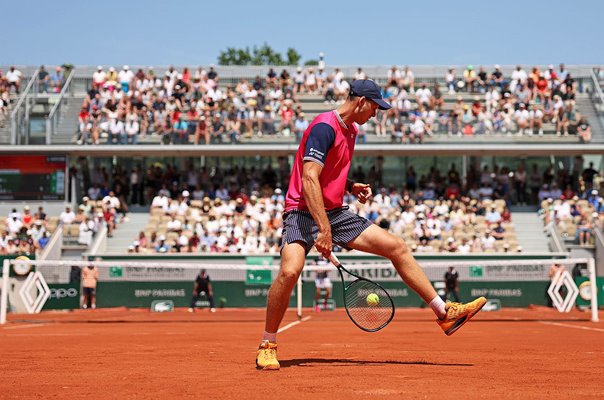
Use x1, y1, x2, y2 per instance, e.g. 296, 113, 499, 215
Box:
89, 280, 552, 309
575, 277, 604, 307
43, 284, 80, 310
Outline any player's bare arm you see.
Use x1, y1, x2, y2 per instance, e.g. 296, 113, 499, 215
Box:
302, 161, 331, 258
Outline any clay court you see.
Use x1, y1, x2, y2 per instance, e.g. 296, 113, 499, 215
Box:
1, 307, 603, 399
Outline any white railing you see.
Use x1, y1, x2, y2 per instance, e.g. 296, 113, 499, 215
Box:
85, 224, 108, 258
46, 69, 75, 144
546, 222, 566, 253
9, 68, 39, 145
590, 69, 604, 113
39, 225, 64, 260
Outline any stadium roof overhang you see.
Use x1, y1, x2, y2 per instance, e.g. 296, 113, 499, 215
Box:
0, 144, 602, 158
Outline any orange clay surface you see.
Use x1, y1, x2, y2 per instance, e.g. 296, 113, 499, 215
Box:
1, 307, 603, 399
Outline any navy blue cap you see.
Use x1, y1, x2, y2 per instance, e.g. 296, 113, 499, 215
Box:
349, 79, 391, 110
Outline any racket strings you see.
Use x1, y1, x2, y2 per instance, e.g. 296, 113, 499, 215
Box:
345, 279, 393, 331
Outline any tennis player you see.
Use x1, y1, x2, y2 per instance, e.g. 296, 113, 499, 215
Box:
256, 79, 486, 370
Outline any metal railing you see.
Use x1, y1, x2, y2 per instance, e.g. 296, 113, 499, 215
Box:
546, 222, 566, 253
46, 69, 75, 144
39, 225, 64, 260
590, 68, 604, 115
9, 68, 39, 145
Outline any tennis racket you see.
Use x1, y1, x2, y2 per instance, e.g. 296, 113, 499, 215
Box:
328, 254, 395, 332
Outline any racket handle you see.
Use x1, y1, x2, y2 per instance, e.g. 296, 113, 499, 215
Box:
328, 253, 341, 267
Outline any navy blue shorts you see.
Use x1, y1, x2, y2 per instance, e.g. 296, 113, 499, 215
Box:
281, 207, 373, 253
83, 287, 95, 296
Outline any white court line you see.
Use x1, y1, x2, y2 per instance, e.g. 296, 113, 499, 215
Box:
2, 323, 46, 330
278, 316, 311, 333
538, 321, 604, 333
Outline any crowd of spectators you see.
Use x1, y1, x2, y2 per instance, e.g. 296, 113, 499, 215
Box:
0, 206, 52, 255
377, 63, 590, 143
36, 65, 66, 94
77, 63, 593, 145
77, 64, 312, 145
129, 185, 518, 255
540, 161, 604, 247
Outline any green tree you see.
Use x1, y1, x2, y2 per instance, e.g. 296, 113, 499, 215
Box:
304, 59, 319, 66
286, 48, 302, 66
218, 44, 309, 65
218, 47, 252, 65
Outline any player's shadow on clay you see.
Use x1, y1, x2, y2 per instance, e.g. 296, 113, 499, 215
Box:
280, 358, 473, 368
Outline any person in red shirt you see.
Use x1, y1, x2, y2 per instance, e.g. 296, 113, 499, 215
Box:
22, 206, 33, 228
256, 80, 486, 371
279, 100, 295, 134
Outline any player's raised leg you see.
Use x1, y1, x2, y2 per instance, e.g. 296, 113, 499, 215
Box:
257, 241, 306, 370
347, 224, 486, 335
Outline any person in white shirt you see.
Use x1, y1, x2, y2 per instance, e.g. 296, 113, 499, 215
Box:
529, 105, 544, 136
481, 230, 496, 250
108, 118, 126, 144
401, 65, 415, 93
513, 103, 530, 135
59, 206, 76, 237
458, 238, 471, 254
415, 83, 432, 108
7, 215, 23, 235
118, 65, 134, 92
387, 66, 401, 86
354, 68, 366, 81
151, 193, 169, 213
92, 66, 106, 91
6, 66, 22, 93
125, 118, 139, 144
510, 65, 527, 92
78, 217, 96, 245
167, 217, 182, 232
409, 114, 427, 143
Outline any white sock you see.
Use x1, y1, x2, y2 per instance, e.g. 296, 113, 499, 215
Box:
429, 296, 447, 319
262, 331, 277, 343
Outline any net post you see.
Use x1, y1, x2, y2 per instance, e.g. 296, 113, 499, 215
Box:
296, 274, 302, 320
1, 259, 10, 324
588, 258, 599, 323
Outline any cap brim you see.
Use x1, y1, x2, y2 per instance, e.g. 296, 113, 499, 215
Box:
372, 97, 391, 110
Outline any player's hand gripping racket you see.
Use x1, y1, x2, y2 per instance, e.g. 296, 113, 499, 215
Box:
328, 254, 395, 332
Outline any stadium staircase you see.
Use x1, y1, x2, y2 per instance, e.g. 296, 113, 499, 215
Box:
512, 212, 550, 253
576, 93, 604, 143
50, 95, 86, 144
0, 94, 23, 144
104, 212, 150, 253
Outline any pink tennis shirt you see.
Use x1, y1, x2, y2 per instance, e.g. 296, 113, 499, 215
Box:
285, 111, 357, 211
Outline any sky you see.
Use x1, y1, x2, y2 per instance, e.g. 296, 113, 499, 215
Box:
3, 0, 603, 67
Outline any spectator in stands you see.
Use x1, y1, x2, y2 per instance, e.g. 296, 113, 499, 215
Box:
92, 66, 106, 91
108, 116, 126, 144
294, 112, 308, 143
577, 116, 591, 143
59, 206, 76, 230
463, 65, 477, 92
6, 66, 22, 94
37, 65, 50, 93
576, 215, 593, 246
50, 66, 64, 93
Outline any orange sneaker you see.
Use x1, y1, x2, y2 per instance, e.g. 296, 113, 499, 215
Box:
256, 341, 280, 370
436, 297, 487, 336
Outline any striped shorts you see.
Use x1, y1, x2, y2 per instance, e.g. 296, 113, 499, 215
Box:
281, 206, 373, 253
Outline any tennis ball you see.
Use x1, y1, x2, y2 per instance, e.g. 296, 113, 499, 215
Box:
366, 293, 380, 307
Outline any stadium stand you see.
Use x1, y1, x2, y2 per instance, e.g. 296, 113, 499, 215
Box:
0, 205, 55, 255
69, 64, 598, 145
